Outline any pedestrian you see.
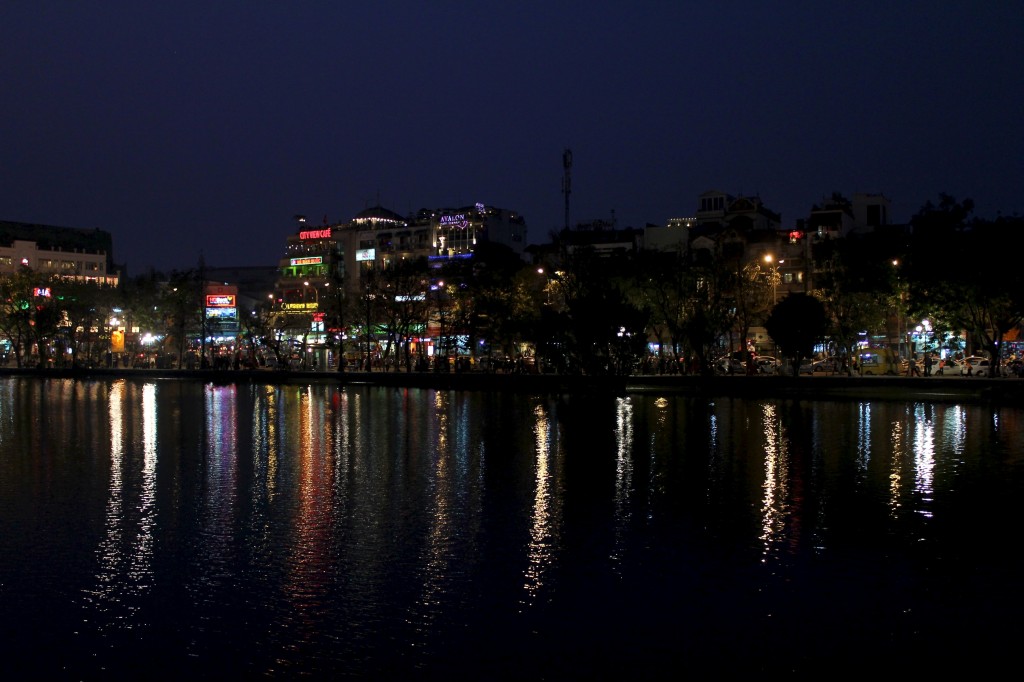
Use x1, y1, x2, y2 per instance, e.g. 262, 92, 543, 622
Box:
924, 354, 933, 376
909, 354, 920, 376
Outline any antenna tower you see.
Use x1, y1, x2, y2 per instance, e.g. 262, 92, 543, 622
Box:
561, 148, 572, 231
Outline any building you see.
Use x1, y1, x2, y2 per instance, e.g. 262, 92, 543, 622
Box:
0, 220, 120, 286
644, 217, 693, 253
805, 191, 893, 240
266, 203, 529, 368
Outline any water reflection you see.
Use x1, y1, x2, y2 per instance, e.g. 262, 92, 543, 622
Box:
523, 401, 562, 605
759, 402, 789, 559
856, 402, 872, 471
1, 378, 1022, 677
408, 389, 458, 648
610, 396, 633, 573
86, 381, 157, 636
912, 404, 936, 517
889, 415, 905, 516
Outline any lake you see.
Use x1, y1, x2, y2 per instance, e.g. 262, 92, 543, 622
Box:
1, 376, 1021, 678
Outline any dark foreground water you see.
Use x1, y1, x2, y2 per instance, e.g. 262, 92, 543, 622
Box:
1, 377, 1021, 678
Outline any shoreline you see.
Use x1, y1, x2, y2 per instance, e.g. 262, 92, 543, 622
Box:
2, 366, 1024, 403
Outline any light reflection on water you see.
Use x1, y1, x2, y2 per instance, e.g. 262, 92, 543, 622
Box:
522, 400, 561, 605
0, 378, 1022, 677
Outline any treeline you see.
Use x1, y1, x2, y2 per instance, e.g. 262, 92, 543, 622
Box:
1, 195, 1020, 376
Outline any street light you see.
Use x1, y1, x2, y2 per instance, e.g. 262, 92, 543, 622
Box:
435, 280, 446, 372
764, 254, 783, 305
892, 259, 904, 359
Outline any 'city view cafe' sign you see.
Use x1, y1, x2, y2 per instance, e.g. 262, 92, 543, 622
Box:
299, 228, 332, 240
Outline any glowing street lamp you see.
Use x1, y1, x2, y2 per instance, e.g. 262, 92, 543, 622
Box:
764, 254, 782, 305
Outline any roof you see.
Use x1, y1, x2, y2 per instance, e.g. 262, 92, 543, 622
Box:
351, 205, 406, 224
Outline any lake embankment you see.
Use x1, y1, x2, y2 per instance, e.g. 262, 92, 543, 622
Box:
3, 366, 1024, 404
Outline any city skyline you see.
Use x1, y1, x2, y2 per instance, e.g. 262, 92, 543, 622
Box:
2, 2, 1020, 273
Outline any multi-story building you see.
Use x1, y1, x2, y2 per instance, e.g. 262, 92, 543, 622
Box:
0, 220, 119, 286
686, 190, 787, 268
269, 203, 529, 365
806, 191, 891, 240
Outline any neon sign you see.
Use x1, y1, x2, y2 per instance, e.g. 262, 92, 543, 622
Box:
33, 287, 51, 297
283, 302, 318, 311
299, 228, 332, 240
206, 294, 236, 307
439, 214, 469, 229
290, 256, 324, 266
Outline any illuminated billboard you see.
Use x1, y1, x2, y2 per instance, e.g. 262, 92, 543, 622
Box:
206, 294, 236, 307
299, 228, 332, 240
356, 248, 375, 262
290, 256, 324, 266
206, 306, 238, 334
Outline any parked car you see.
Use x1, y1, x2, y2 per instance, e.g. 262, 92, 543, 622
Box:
714, 355, 743, 374
754, 356, 780, 374
715, 352, 756, 374
812, 357, 842, 373
798, 358, 815, 374
960, 356, 1005, 377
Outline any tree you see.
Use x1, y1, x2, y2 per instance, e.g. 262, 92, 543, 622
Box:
904, 195, 1023, 367
161, 269, 204, 369
765, 293, 828, 376
375, 257, 431, 372
812, 234, 899, 374
680, 248, 743, 376
548, 246, 649, 376
53, 279, 117, 368
0, 267, 47, 367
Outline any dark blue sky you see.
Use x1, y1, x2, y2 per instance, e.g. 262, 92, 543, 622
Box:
2, 2, 1021, 273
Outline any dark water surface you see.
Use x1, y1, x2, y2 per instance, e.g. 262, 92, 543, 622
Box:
1, 377, 1021, 678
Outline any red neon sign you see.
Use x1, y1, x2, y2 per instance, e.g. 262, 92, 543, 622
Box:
299, 228, 332, 240
206, 294, 236, 307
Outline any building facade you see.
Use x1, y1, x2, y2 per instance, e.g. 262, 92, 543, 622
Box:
0, 220, 119, 286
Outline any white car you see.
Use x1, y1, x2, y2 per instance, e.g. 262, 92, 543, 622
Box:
754, 356, 780, 374
714, 355, 745, 374
934, 358, 962, 375
811, 357, 842, 373
960, 356, 1005, 377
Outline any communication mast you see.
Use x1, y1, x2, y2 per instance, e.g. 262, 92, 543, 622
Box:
561, 148, 572, 231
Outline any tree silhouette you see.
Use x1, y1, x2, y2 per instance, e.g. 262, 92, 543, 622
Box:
765, 293, 828, 376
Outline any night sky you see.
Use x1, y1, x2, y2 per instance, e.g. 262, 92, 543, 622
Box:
2, 2, 1021, 274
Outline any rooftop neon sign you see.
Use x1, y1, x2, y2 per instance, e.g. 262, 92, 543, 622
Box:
439, 214, 469, 229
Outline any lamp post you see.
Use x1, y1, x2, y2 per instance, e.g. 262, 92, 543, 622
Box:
764, 254, 784, 305
892, 259, 904, 360
365, 275, 372, 372
435, 280, 446, 372
764, 254, 784, 363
